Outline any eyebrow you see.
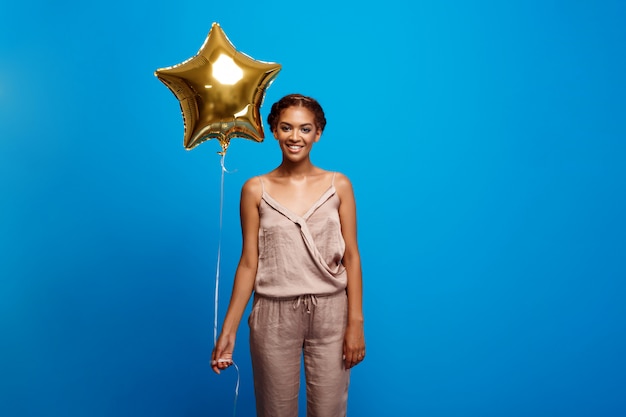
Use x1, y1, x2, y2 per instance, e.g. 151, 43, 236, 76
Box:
279, 122, 313, 127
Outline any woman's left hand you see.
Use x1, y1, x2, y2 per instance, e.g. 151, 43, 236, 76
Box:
343, 321, 365, 369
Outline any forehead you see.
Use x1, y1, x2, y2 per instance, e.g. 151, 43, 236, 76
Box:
278, 106, 316, 124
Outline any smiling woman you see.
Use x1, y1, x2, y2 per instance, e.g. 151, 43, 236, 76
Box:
211, 94, 365, 417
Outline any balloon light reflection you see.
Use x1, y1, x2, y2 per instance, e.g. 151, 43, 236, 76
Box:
212, 54, 244, 85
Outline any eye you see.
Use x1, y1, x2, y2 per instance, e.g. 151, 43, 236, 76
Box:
280, 125, 292, 132
301, 127, 312, 133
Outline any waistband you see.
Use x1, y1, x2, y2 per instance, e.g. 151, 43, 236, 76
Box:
254, 289, 346, 303
255, 290, 346, 314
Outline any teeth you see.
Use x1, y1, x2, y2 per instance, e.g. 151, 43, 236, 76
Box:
288, 145, 302, 150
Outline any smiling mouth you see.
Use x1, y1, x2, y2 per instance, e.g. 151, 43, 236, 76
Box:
288, 145, 303, 150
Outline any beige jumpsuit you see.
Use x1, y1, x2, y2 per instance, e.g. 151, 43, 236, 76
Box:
249, 175, 350, 417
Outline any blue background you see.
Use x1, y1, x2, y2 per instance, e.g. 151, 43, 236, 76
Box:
2, 1, 625, 416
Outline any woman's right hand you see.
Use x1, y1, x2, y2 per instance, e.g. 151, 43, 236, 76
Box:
211, 333, 236, 374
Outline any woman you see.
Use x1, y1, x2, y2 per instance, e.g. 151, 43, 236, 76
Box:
211, 94, 365, 417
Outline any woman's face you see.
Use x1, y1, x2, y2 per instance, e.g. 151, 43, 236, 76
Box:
273, 105, 322, 161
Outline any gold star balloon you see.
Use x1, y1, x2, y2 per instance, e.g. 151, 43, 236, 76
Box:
155, 22, 281, 154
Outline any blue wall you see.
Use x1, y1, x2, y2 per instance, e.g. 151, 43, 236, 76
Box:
1, 1, 625, 416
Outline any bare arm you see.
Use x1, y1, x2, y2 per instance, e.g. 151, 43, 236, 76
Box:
211, 177, 261, 374
336, 173, 366, 369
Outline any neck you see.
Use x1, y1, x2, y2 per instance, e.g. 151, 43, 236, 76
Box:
276, 160, 317, 178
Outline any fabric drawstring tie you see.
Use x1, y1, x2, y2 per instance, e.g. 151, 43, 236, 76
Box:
293, 294, 318, 313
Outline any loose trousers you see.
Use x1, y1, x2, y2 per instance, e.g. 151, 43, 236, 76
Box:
248, 291, 350, 417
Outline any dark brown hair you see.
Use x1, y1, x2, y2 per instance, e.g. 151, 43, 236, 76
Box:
267, 94, 327, 133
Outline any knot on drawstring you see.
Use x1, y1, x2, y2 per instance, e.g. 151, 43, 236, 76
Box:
292, 294, 318, 313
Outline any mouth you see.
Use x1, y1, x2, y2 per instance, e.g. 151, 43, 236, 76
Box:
287, 145, 304, 151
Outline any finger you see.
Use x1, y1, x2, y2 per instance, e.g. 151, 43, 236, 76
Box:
344, 355, 356, 369
211, 348, 222, 363
217, 358, 233, 368
345, 351, 365, 369
213, 350, 233, 366
343, 354, 354, 368
212, 359, 234, 373
211, 349, 228, 374
211, 350, 219, 374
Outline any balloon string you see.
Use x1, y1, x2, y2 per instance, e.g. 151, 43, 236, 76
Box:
213, 152, 240, 417
213, 154, 225, 346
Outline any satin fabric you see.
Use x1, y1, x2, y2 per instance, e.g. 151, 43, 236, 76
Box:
249, 291, 350, 417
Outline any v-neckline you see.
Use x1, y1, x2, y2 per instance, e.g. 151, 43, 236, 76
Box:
262, 185, 336, 220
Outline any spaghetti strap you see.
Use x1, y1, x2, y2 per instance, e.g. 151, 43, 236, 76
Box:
331, 172, 336, 186
258, 176, 266, 193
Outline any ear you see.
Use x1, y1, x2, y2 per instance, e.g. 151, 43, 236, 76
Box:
314, 128, 322, 142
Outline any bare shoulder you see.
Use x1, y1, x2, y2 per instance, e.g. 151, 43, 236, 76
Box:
334, 171, 353, 189
333, 172, 355, 199
241, 176, 263, 202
